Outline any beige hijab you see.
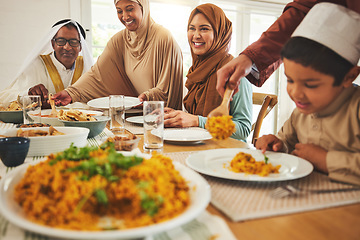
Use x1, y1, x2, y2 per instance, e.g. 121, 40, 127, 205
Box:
66, 0, 183, 109
183, 3, 233, 116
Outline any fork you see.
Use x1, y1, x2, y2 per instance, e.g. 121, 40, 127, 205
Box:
270, 184, 360, 199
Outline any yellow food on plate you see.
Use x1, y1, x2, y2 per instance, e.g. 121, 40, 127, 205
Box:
206, 115, 235, 140
57, 109, 96, 121
229, 152, 280, 177
0, 101, 22, 111
14, 143, 190, 230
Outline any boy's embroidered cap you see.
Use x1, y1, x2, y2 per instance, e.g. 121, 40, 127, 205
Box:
292, 2, 360, 65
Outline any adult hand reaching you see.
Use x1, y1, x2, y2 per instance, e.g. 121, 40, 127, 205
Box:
52, 90, 72, 106
28, 84, 50, 109
216, 54, 253, 97
138, 93, 147, 103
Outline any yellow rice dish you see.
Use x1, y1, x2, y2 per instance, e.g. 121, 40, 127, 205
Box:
206, 115, 235, 140
229, 152, 280, 177
14, 143, 190, 231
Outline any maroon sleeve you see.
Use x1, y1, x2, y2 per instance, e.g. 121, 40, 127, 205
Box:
241, 0, 318, 87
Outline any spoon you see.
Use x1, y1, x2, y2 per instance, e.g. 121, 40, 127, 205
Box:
207, 86, 234, 118
49, 93, 58, 117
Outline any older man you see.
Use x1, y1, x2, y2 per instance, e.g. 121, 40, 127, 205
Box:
0, 19, 93, 108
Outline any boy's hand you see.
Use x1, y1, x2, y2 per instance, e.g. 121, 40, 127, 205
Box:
255, 134, 284, 153
291, 143, 328, 173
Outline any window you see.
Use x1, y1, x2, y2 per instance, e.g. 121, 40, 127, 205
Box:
88, 0, 286, 142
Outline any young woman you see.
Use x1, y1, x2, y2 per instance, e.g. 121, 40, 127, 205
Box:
164, 3, 252, 141
53, 0, 183, 110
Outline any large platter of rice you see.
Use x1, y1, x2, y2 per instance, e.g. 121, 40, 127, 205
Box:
0, 144, 210, 239
186, 148, 313, 182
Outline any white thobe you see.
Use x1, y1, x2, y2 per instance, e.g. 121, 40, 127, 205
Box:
0, 53, 82, 107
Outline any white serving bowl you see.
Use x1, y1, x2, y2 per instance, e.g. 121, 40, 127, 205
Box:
0, 127, 89, 156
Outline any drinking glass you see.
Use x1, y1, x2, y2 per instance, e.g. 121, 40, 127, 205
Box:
109, 95, 125, 135
22, 95, 41, 124
143, 101, 164, 152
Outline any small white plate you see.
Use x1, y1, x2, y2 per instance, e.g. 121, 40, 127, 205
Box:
126, 116, 143, 125
186, 148, 313, 182
163, 128, 212, 144
0, 127, 89, 156
87, 97, 141, 110
0, 161, 210, 240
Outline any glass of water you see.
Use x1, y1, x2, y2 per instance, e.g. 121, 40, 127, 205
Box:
143, 101, 164, 152
109, 95, 125, 135
22, 95, 41, 124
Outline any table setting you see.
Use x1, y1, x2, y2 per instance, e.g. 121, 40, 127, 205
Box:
0, 127, 236, 240
1, 95, 360, 240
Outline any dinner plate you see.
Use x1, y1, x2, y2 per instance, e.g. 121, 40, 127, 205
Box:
126, 116, 143, 125
186, 148, 313, 182
0, 161, 211, 239
163, 128, 212, 144
0, 127, 89, 156
30, 109, 103, 126
87, 96, 141, 110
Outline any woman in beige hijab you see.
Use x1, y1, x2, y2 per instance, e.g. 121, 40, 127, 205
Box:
164, 3, 252, 141
53, 0, 183, 109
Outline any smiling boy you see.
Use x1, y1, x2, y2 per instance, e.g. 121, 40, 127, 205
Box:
255, 3, 360, 185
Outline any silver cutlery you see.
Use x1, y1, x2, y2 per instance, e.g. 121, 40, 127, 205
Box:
270, 184, 360, 199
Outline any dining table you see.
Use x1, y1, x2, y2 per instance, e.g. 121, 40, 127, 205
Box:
136, 135, 360, 240
0, 119, 359, 240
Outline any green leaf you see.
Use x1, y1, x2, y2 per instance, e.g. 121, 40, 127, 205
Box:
95, 189, 108, 205
139, 190, 163, 217
264, 154, 269, 165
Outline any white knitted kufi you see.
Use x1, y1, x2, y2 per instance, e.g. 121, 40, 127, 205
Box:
292, 2, 360, 65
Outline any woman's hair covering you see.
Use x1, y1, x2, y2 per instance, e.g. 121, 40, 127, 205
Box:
52, 19, 86, 39
121, 0, 154, 58
183, 3, 233, 116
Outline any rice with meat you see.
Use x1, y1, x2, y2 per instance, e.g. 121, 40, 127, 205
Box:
14, 143, 190, 230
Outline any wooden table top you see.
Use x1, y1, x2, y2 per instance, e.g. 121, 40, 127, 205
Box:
138, 136, 360, 240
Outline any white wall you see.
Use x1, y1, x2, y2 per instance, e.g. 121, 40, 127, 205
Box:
0, 0, 72, 91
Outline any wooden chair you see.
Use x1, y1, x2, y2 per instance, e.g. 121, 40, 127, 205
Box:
251, 92, 278, 144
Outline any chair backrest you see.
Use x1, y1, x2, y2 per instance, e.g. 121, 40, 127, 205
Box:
251, 92, 278, 144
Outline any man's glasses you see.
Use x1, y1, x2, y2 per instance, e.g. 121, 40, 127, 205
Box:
52, 38, 81, 47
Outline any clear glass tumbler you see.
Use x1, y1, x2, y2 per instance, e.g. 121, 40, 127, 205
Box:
109, 95, 125, 135
22, 95, 41, 124
143, 101, 164, 152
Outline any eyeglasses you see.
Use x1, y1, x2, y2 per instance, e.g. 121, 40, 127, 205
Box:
52, 38, 81, 47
